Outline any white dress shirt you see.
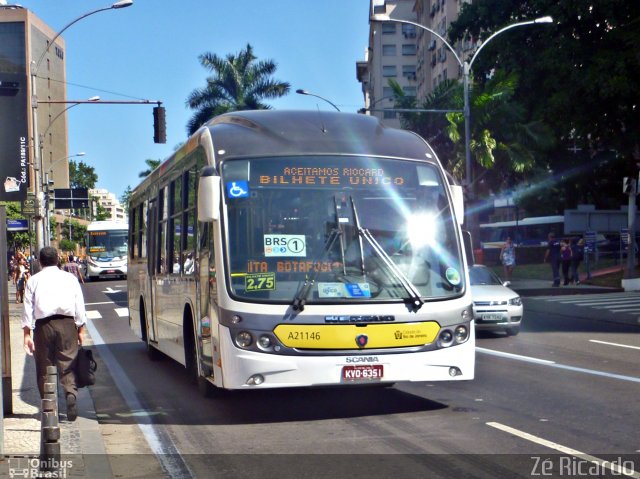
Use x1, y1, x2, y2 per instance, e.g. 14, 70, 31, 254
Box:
22, 266, 87, 330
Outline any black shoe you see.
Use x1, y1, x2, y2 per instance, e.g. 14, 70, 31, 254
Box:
66, 393, 77, 421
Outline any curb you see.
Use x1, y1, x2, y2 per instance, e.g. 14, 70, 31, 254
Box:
515, 287, 624, 297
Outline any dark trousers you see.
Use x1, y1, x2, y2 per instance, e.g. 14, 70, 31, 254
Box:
33, 317, 79, 399
551, 258, 561, 285
561, 259, 571, 285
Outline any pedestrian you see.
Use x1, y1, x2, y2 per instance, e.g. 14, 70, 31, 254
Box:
500, 236, 516, 281
63, 253, 85, 284
543, 232, 561, 287
570, 238, 585, 284
560, 239, 573, 285
15, 257, 30, 303
22, 246, 87, 422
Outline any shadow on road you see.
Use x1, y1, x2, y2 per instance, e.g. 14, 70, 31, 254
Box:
90, 342, 449, 427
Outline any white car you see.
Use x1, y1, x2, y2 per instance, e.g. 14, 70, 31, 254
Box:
469, 265, 523, 336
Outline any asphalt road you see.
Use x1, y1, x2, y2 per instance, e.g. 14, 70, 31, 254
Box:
81, 281, 640, 479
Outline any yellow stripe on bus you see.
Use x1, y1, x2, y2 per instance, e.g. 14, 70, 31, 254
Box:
274, 322, 440, 349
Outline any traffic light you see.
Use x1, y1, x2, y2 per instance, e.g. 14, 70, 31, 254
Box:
153, 106, 166, 144
623, 177, 637, 196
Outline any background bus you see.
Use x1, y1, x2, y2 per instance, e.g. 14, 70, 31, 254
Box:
84, 220, 128, 281
128, 110, 474, 396
480, 216, 564, 248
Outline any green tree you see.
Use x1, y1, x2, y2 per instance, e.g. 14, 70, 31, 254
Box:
92, 199, 110, 221
69, 160, 98, 189
186, 43, 290, 135
139, 159, 161, 178
391, 72, 554, 195
120, 185, 132, 212
443, 71, 555, 195
449, 0, 640, 208
389, 78, 460, 172
1, 201, 32, 250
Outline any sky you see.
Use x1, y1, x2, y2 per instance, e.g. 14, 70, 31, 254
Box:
12, 0, 371, 200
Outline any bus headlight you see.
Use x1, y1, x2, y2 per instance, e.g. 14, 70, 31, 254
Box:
438, 329, 454, 348
454, 325, 468, 344
236, 331, 253, 348
257, 335, 272, 349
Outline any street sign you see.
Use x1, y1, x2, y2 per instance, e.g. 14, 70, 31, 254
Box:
22, 197, 36, 215
6, 219, 28, 231
621, 228, 629, 244
53, 188, 90, 209
584, 230, 597, 253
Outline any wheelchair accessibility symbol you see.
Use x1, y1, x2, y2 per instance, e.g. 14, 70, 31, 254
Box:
226, 181, 249, 199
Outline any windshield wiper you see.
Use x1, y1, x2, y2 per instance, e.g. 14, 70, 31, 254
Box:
349, 196, 424, 312
291, 196, 346, 312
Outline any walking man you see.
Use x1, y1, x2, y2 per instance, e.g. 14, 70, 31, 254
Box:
22, 246, 87, 421
544, 232, 562, 287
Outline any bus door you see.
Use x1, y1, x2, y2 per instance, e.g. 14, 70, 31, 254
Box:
146, 198, 159, 343
197, 223, 218, 380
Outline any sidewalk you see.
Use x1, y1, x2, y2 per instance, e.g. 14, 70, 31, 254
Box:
509, 265, 624, 296
1, 282, 113, 478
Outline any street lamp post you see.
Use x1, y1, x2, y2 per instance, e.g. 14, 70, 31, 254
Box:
44, 152, 86, 246
30, 0, 133, 253
295, 89, 341, 112
358, 95, 396, 114
370, 14, 553, 198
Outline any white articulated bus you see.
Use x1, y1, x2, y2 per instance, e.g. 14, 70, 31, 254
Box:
85, 220, 128, 281
127, 110, 474, 396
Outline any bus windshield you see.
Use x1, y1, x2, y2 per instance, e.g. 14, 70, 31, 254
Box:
86, 229, 128, 260
222, 156, 464, 303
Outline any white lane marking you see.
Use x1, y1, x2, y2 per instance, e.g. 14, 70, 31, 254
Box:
114, 308, 129, 318
477, 348, 640, 383
86, 310, 102, 320
487, 422, 640, 478
476, 347, 555, 365
102, 287, 122, 294
589, 339, 640, 351
85, 301, 117, 306
85, 317, 194, 478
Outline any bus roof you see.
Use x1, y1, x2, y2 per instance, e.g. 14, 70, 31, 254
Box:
479, 215, 564, 228
131, 110, 446, 200
86, 220, 128, 231
203, 110, 439, 162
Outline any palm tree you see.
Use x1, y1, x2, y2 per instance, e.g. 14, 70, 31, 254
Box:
444, 71, 555, 193
185, 43, 290, 135
139, 159, 162, 178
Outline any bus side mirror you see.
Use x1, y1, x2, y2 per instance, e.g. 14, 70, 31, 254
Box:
451, 185, 464, 225
198, 167, 221, 222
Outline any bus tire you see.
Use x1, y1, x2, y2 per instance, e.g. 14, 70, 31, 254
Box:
183, 309, 198, 385
140, 298, 162, 361
147, 342, 163, 361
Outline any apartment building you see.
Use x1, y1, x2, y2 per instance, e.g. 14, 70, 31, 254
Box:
358, 0, 473, 120
90, 188, 126, 221
416, 0, 472, 98
0, 4, 69, 201
356, 0, 418, 128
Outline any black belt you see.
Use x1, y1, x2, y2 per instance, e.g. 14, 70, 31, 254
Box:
37, 314, 74, 321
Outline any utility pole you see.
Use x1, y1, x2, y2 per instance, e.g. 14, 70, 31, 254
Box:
623, 177, 637, 279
